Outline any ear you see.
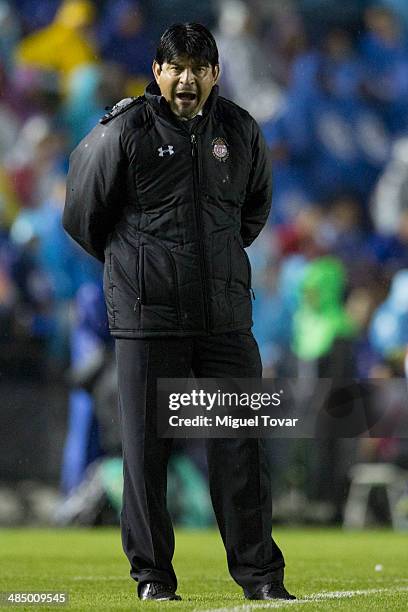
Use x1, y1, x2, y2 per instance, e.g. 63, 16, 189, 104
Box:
212, 64, 220, 85
152, 60, 162, 83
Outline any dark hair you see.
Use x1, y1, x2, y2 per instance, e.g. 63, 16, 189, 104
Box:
155, 23, 219, 67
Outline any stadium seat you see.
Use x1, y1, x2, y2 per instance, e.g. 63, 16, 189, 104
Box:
343, 463, 408, 530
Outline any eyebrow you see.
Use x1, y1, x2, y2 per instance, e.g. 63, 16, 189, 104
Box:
168, 61, 209, 68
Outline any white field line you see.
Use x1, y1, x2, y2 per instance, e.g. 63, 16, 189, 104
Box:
73, 575, 129, 581
196, 586, 408, 612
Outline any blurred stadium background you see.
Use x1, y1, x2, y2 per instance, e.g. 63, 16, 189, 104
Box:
0, 0, 408, 534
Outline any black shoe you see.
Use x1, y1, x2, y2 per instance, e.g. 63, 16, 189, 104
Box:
245, 573, 296, 601
138, 582, 181, 601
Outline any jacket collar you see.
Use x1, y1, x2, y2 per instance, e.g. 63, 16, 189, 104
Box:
145, 80, 218, 130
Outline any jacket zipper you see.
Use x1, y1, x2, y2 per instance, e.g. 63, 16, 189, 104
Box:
191, 133, 210, 331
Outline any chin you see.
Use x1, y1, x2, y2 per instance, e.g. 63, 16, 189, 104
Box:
176, 103, 199, 118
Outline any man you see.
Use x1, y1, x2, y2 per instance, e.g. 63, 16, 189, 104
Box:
63, 23, 295, 603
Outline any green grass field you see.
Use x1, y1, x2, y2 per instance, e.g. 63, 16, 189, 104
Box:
0, 528, 407, 611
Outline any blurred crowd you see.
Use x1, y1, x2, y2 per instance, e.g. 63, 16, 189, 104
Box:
1, 0, 408, 527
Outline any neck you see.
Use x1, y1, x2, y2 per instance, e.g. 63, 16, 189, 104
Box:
178, 109, 203, 121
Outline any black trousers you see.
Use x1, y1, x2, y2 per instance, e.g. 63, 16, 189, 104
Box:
115, 331, 284, 595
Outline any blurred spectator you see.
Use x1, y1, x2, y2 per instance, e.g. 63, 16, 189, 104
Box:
0, 101, 20, 164
16, 0, 60, 33
262, 5, 308, 88
252, 253, 307, 374
5, 65, 62, 121
215, 0, 283, 122
262, 113, 313, 224
360, 5, 408, 133
5, 115, 65, 207
144, 0, 215, 40
9, 174, 102, 368
15, 0, 97, 89
346, 285, 385, 378
276, 205, 327, 257
369, 146, 408, 273
63, 62, 127, 145
0, 1, 20, 74
292, 256, 357, 363
371, 136, 408, 235
321, 193, 368, 259
0, 165, 20, 226
369, 269, 408, 367
61, 281, 110, 494
266, 26, 390, 220
299, 0, 365, 41
291, 256, 359, 520
98, 1, 153, 79
382, 0, 408, 32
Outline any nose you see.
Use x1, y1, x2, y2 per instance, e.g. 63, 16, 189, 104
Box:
179, 67, 195, 86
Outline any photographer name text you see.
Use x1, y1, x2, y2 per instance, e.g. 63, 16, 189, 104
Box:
168, 415, 298, 429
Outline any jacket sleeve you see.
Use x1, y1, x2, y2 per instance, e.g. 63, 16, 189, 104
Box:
63, 121, 127, 262
240, 118, 272, 247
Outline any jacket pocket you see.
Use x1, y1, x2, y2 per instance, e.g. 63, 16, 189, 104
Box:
241, 243, 252, 291
103, 229, 142, 329
110, 253, 142, 329
234, 235, 251, 291
103, 248, 116, 327
139, 238, 181, 326
208, 232, 233, 328
226, 235, 253, 327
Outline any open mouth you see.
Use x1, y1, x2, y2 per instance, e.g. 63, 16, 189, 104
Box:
176, 92, 197, 102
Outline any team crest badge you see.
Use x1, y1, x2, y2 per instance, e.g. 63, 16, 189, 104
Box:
212, 137, 229, 162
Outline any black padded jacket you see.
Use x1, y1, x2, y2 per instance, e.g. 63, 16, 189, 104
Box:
63, 82, 272, 337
